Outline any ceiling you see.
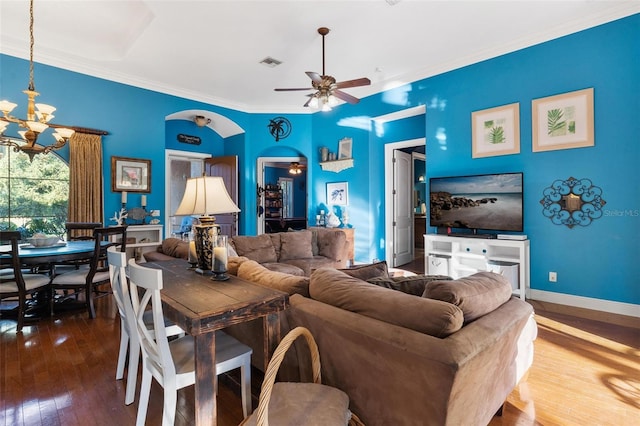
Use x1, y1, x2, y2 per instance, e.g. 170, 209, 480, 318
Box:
1, 1, 638, 114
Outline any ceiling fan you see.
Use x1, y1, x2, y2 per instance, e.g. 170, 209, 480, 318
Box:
275, 27, 371, 110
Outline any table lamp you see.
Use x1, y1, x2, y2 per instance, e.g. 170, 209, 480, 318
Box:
174, 176, 240, 276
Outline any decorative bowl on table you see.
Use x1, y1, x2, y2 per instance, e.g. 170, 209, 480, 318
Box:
27, 234, 60, 247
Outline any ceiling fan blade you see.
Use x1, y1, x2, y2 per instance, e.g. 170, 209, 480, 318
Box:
274, 87, 314, 91
306, 71, 323, 83
335, 77, 371, 89
332, 89, 360, 104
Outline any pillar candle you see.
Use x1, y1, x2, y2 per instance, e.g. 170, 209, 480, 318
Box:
121, 191, 127, 204
141, 195, 147, 207
213, 246, 228, 272
188, 240, 197, 264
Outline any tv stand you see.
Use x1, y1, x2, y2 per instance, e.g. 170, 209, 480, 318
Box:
450, 233, 496, 239
424, 234, 529, 300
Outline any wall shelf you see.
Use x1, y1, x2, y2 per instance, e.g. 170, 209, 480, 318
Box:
319, 158, 354, 173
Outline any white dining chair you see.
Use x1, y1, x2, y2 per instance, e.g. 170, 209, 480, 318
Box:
127, 259, 253, 426
106, 247, 185, 405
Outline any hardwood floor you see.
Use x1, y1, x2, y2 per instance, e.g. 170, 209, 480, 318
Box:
1, 284, 638, 425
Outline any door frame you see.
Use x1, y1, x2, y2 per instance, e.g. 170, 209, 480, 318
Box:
256, 156, 305, 235
384, 138, 425, 266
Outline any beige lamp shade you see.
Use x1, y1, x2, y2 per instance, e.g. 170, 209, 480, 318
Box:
175, 176, 240, 216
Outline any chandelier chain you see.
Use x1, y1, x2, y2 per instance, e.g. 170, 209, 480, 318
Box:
28, 0, 35, 92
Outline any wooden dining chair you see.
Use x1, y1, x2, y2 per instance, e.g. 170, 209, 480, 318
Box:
0, 231, 51, 332
49, 226, 127, 318
107, 246, 185, 405
127, 259, 253, 426
65, 222, 103, 241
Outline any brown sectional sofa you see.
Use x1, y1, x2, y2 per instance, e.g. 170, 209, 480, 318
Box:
144, 229, 351, 277
230, 229, 350, 276
225, 259, 537, 426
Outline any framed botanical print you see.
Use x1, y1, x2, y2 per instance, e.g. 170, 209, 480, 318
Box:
472, 102, 520, 158
532, 88, 594, 152
326, 182, 349, 206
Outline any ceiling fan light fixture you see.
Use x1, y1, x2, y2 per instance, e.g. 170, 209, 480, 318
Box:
289, 162, 302, 175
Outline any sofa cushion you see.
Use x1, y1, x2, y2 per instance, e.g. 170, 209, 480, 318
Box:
284, 257, 340, 277
279, 231, 313, 261
422, 271, 513, 323
367, 275, 451, 297
238, 259, 309, 297
310, 268, 463, 338
314, 228, 347, 261
340, 261, 389, 281
227, 255, 249, 276
232, 234, 278, 263
268, 233, 282, 259
159, 238, 189, 259
262, 262, 306, 276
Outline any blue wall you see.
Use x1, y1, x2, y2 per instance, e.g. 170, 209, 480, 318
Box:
1, 15, 638, 305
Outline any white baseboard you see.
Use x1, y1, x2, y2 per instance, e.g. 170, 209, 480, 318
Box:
529, 289, 640, 318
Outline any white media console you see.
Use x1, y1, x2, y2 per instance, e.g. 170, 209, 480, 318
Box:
424, 234, 530, 300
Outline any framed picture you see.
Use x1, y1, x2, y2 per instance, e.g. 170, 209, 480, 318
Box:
326, 182, 349, 206
532, 88, 594, 152
338, 137, 353, 159
472, 102, 520, 158
111, 156, 151, 193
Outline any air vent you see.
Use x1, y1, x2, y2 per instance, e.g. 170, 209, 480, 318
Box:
260, 57, 283, 68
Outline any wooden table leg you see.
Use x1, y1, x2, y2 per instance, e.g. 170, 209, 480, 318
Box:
263, 312, 281, 371
194, 332, 217, 425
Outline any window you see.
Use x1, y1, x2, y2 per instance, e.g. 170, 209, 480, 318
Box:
0, 144, 69, 237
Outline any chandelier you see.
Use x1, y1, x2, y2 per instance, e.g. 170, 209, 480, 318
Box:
0, 0, 75, 161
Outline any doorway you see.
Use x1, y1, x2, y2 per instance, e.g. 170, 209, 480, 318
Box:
256, 156, 308, 234
383, 138, 426, 268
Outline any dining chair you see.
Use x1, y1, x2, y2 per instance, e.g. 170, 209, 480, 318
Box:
49, 226, 127, 318
127, 259, 253, 426
107, 246, 185, 405
65, 222, 103, 241
0, 231, 51, 332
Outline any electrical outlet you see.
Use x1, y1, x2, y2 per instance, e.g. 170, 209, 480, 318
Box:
549, 272, 557, 282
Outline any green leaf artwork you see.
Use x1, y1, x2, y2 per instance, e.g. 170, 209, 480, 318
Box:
547, 108, 566, 135
489, 126, 506, 144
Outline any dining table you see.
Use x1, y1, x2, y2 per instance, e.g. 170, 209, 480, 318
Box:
0, 240, 105, 317
145, 259, 290, 426
12, 240, 99, 266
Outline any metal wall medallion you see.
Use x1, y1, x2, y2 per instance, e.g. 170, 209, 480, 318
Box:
540, 177, 606, 228
267, 117, 292, 142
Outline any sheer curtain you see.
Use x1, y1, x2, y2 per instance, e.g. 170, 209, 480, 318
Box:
68, 133, 103, 224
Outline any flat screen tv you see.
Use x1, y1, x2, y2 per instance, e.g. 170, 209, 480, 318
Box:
429, 172, 523, 233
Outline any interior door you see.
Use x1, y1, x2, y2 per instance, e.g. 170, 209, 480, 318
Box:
393, 150, 413, 266
205, 156, 239, 236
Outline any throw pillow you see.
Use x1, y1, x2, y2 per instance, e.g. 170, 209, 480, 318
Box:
232, 234, 278, 263
315, 228, 347, 261
160, 238, 188, 259
367, 275, 451, 297
279, 230, 313, 261
422, 271, 513, 323
310, 268, 463, 338
340, 261, 389, 281
237, 259, 310, 297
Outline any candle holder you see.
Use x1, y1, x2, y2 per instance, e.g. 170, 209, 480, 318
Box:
187, 231, 198, 269
211, 235, 229, 281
